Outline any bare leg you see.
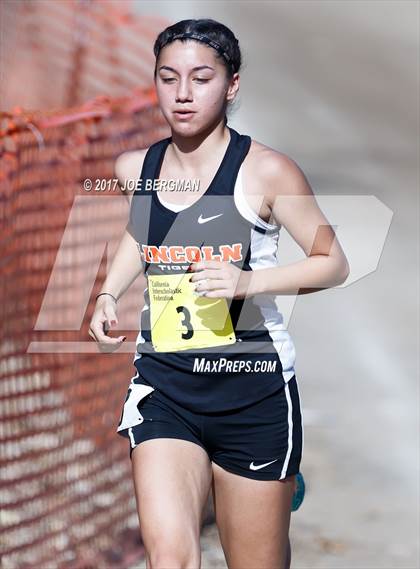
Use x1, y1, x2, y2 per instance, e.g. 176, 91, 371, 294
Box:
131, 438, 213, 569
284, 536, 291, 569
212, 462, 295, 569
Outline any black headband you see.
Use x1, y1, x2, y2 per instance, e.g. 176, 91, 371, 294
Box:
159, 31, 234, 70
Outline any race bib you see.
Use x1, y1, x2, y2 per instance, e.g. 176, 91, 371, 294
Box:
148, 273, 236, 352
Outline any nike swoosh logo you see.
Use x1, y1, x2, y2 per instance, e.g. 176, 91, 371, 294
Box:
197, 213, 223, 224
249, 459, 279, 471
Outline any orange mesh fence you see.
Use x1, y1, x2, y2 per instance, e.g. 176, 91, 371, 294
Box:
0, 90, 172, 569
0, 0, 168, 111
0, 1, 184, 568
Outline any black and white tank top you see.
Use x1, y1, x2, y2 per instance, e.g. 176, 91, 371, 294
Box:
126, 126, 296, 412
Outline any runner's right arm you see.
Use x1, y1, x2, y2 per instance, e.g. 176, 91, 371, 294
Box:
88, 149, 147, 349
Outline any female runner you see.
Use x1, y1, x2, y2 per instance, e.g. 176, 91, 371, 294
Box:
89, 18, 349, 569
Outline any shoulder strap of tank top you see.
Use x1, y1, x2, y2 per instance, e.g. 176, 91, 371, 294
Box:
212, 127, 252, 196
134, 136, 171, 194
134, 128, 251, 196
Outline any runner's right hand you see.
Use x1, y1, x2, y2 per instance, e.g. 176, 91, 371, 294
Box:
89, 295, 126, 353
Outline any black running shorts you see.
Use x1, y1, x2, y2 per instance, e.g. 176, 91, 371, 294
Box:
117, 373, 304, 481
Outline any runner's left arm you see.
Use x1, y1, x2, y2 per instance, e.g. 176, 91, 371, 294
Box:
246, 153, 350, 296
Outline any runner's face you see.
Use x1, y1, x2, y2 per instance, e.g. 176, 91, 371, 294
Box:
155, 40, 234, 133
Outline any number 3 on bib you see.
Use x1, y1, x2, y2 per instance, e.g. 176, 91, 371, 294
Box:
148, 273, 236, 352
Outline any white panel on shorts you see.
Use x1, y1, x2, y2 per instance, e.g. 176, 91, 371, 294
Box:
279, 381, 294, 479
116, 372, 155, 433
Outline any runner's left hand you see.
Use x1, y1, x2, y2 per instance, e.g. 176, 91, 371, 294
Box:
189, 260, 252, 299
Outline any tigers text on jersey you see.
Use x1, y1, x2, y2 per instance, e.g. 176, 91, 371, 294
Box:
125, 126, 296, 413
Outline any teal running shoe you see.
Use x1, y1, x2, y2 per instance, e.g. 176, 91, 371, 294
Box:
291, 472, 305, 511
